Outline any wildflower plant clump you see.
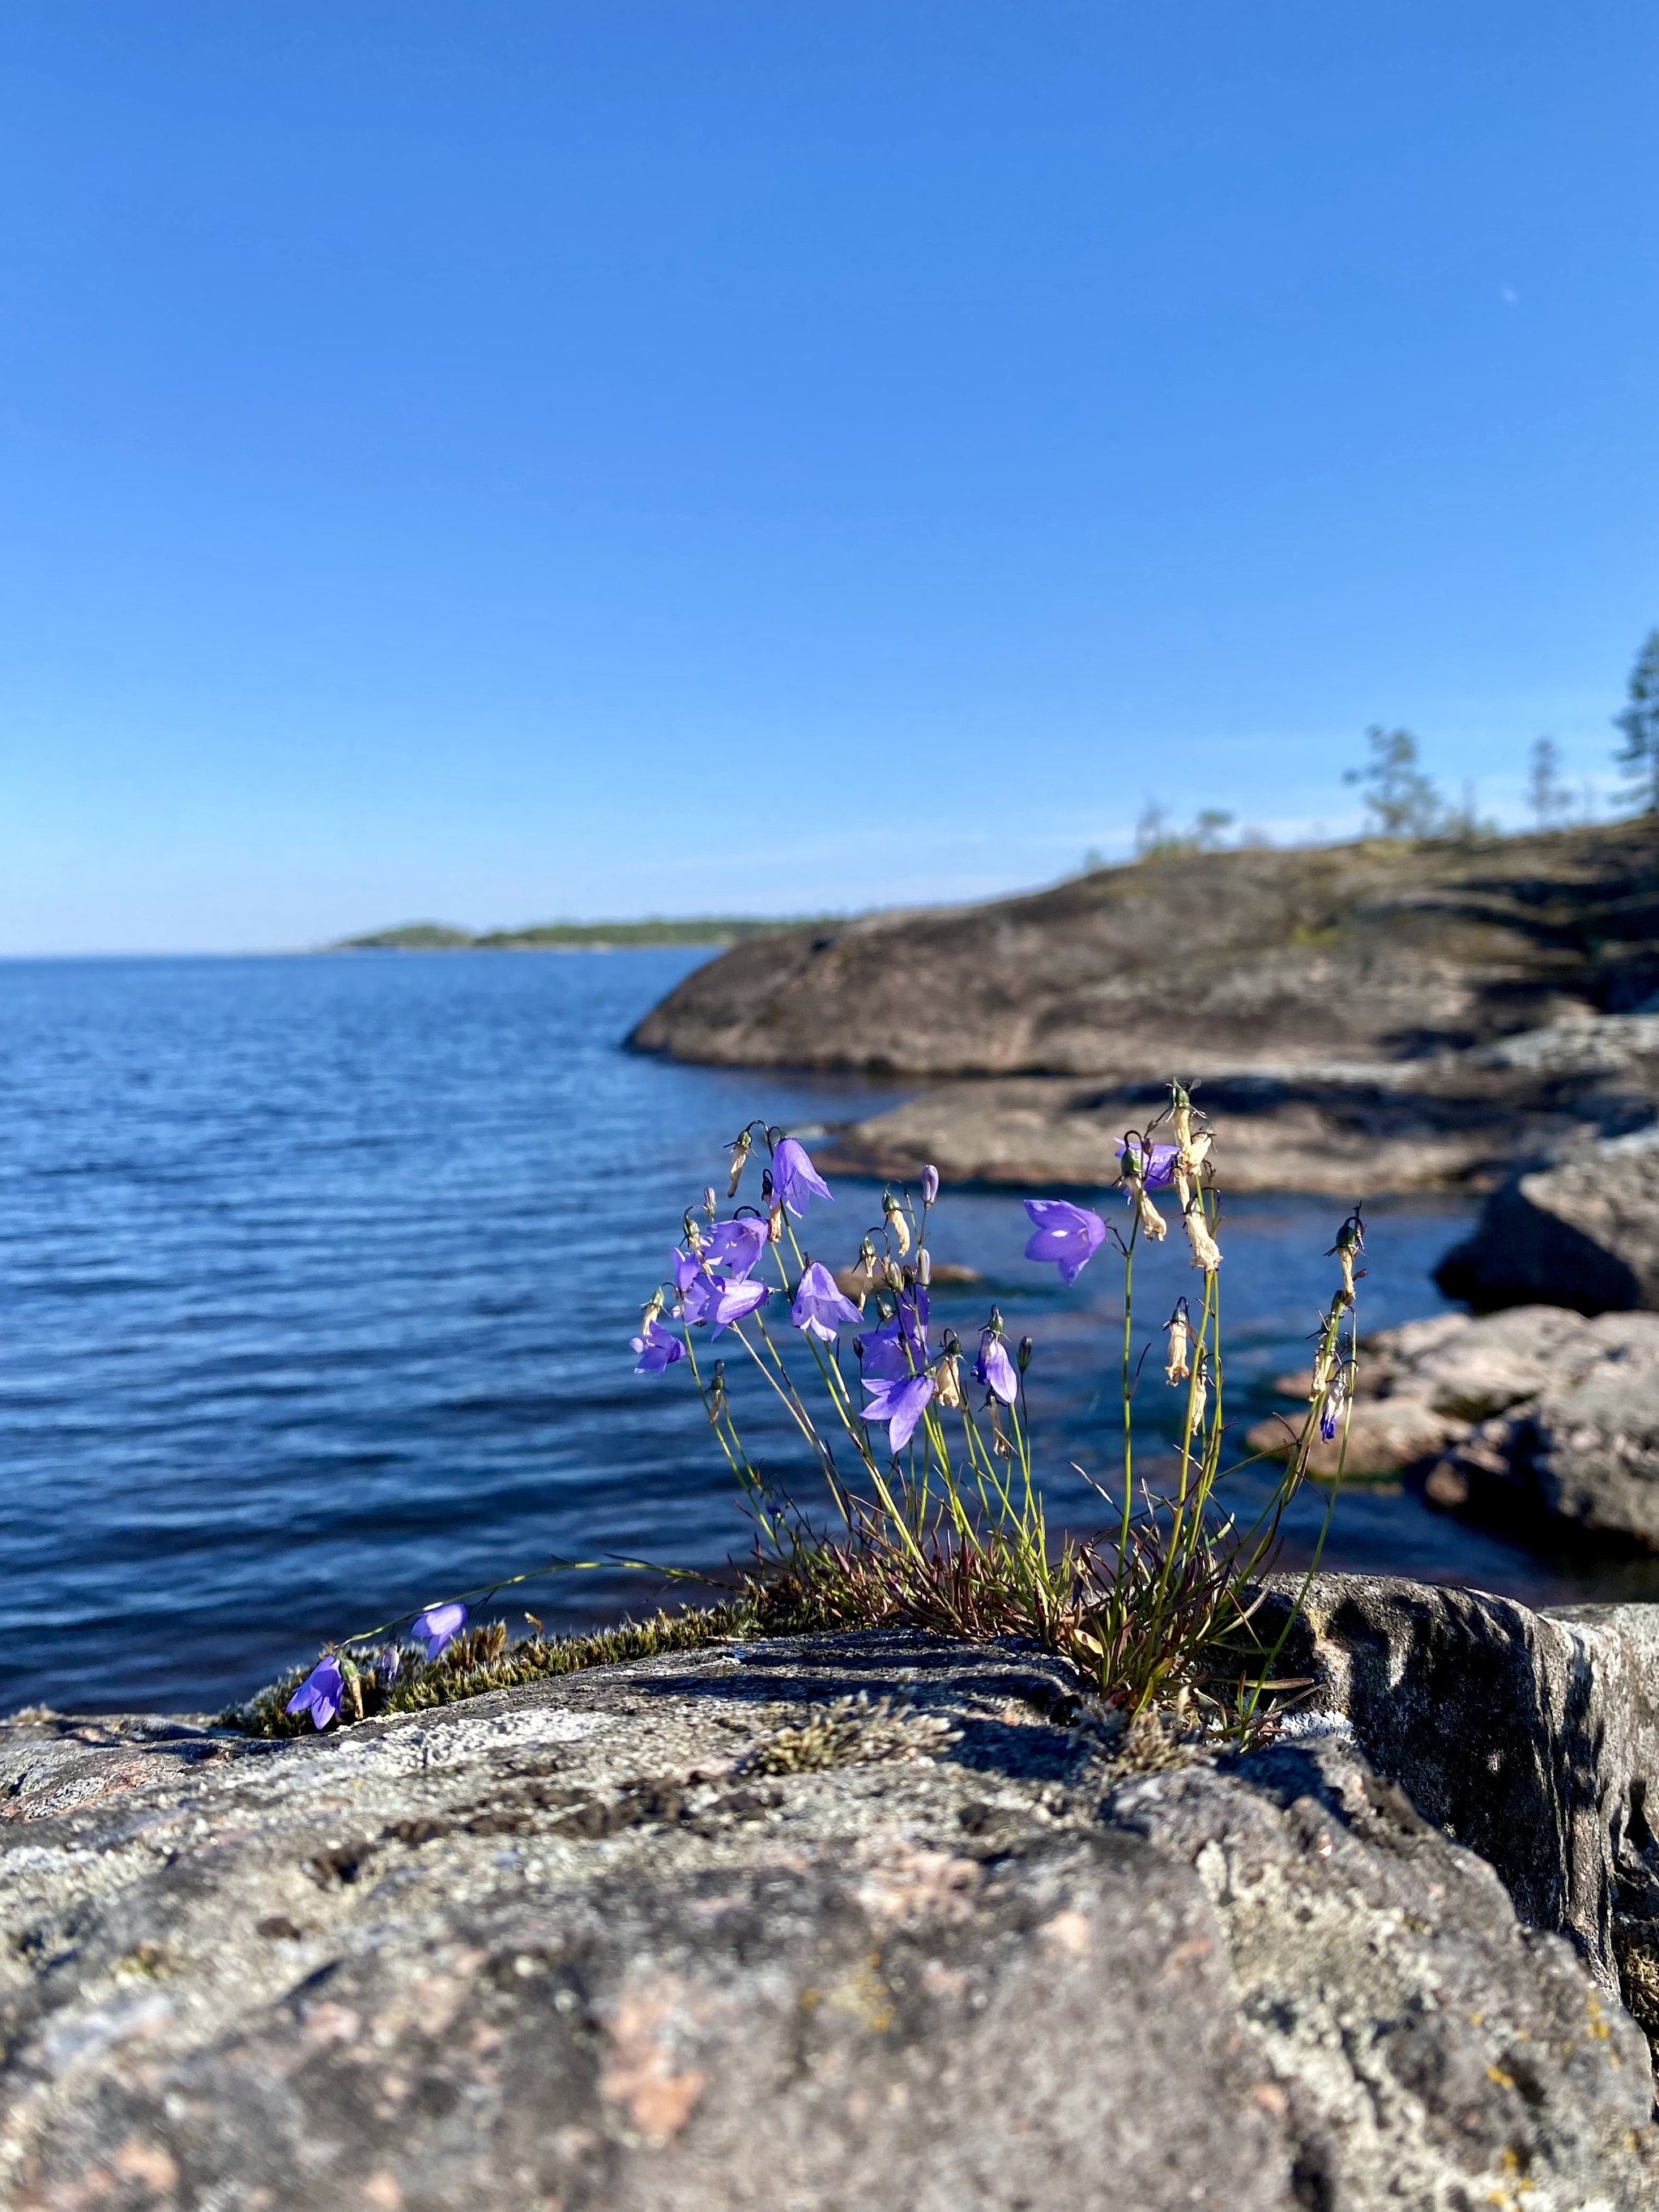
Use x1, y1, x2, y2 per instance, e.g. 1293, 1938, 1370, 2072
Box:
242, 1088, 1362, 1741
627, 1094, 1360, 1736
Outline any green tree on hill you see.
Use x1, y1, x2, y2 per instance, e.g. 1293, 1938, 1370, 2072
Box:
1344, 725, 1443, 837
1527, 736, 1569, 830
1133, 803, 1235, 859
1614, 628, 1659, 814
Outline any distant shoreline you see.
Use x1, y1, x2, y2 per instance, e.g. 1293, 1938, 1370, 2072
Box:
332, 916, 840, 953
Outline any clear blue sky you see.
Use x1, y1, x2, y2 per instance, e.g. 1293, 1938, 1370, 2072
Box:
1, 2, 1654, 952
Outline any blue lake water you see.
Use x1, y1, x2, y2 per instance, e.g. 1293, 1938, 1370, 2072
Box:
3, 951, 1655, 1717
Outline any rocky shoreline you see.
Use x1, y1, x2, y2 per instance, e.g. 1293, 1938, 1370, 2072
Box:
6, 1582, 1659, 2209
815, 1015, 1659, 1196
631, 824, 1659, 1197
1247, 1301, 1659, 1553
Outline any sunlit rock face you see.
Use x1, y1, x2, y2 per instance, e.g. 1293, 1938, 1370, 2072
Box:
1439, 1126, 1659, 1313
629, 824, 1659, 1080
633, 825, 1659, 1201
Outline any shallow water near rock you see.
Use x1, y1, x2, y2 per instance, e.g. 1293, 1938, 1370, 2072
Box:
4, 949, 1658, 1717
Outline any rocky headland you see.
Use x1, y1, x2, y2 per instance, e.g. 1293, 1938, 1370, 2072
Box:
8, 1583, 1659, 2210
629, 821, 1659, 1196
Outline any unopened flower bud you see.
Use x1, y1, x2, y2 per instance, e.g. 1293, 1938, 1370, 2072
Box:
702, 1186, 717, 1221
1174, 1129, 1212, 1209
377, 1644, 400, 1681
1310, 1330, 1336, 1401
917, 1248, 931, 1285
885, 1256, 906, 1289
1190, 1345, 1209, 1430
1017, 1335, 1034, 1373
1136, 1187, 1168, 1242
726, 1128, 752, 1198
708, 1358, 727, 1425
1165, 1298, 1192, 1386
1170, 1079, 1195, 1152
921, 1164, 940, 1206
1328, 1208, 1365, 1298
882, 1191, 911, 1257
684, 1210, 704, 1253
1183, 1203, 1221, 1273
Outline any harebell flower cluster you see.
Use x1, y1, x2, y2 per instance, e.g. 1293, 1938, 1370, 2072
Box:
267, 1089, 1361, 1737
627, 1094, 1362, 1730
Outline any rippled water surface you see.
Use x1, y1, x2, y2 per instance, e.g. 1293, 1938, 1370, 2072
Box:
3, 953, 1652, 1715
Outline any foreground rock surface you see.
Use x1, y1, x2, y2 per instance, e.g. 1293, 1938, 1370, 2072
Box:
1250, 1306, 1659, 1546
5, 1611, 1659, 2210
1438, 1127, 1659, 1311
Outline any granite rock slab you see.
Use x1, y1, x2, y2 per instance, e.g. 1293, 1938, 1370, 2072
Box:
5, 1613, 1659, 2210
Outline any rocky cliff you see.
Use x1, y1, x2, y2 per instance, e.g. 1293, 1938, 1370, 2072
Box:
7, 1587, 1659, 2210
629, 825, 1659, 1196
630, 823, 1659, 1080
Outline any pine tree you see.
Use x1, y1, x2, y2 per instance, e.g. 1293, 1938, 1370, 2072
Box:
1527, 736, 1567, 829
1614, 629, 1659, 813
1344, 727, 1442, 837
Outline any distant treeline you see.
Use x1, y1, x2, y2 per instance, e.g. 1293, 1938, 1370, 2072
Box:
335, 916, 842, 952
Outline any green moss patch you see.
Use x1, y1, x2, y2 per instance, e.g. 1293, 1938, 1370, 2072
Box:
222, 1589, 827, 1739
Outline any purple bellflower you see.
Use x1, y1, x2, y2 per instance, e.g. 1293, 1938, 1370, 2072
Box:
1121, 1143, 1179, 1192
707, 1276, 768, 1336
920, 1164, 940, 1206
287, 1654, 345, 1730
771, 1137, 833, 1218
671, 1251, 714, 1327
702, 1217, 770, 1280
975, 1330, 1018, 1404
790, 1261, 864, 1342
859, 1287, 929, 1379
633, 1313, 688, 1371
1022, 1199, 1107, 1285
860, 1371, 936, 1454
412, 1602, 468, 1660
377, 1645, 401, 1682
